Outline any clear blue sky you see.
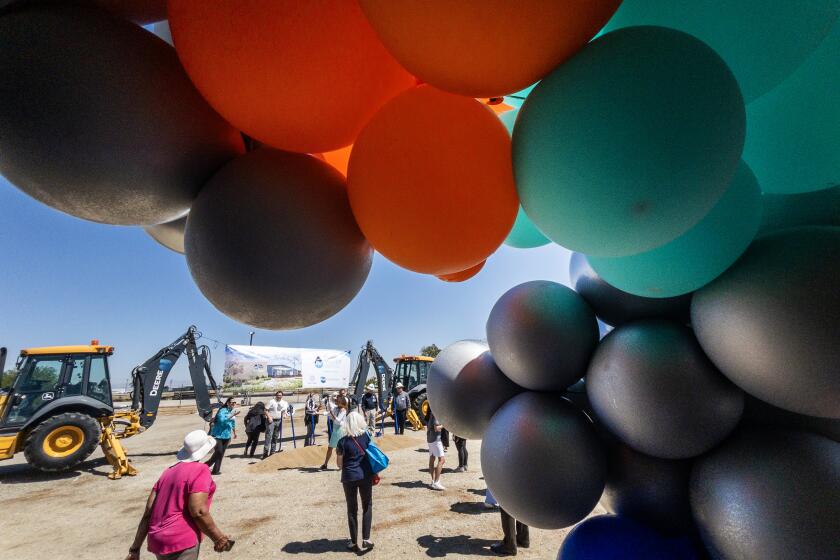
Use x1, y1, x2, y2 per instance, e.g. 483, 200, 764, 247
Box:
0, 176, 571, 388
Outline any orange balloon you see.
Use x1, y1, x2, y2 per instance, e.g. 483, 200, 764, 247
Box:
359, 0, 622, 97
321, 145, 353, 177
167, 0, 415, 153
348, 85, 518, 275
437, 261, 486, 283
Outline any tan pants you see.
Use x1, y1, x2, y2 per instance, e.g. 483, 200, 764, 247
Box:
155, 543, 199, 560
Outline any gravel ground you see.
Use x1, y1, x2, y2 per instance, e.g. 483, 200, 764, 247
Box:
0, 409, 603, 559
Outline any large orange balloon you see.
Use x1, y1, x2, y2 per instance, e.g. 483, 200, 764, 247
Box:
359, 1, 622, 97
348, 85, 518, 275
167, 0, 415, 153
437, 261, 486, 283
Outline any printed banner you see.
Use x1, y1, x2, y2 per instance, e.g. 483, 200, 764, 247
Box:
224, 345, 351, 392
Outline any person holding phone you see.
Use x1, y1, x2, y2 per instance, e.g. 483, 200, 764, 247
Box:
205, 397, 239, 475
126, 430, 233, 560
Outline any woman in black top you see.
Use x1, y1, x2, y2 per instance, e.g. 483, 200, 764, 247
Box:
336, 411, 375, 553
243, 401, 268, 457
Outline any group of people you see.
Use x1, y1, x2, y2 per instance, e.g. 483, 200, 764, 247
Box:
125, 387, 524, 559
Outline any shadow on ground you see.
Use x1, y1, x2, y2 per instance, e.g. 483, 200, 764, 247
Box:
391, 480, 429, 489
281, 538, 349, 554
0, 456, 110, 483
417, 534, 497, 557
450, 502, 495, 516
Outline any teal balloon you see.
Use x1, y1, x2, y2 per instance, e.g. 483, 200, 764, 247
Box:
498, 108, 518, 135
504, 205, 550, 249
589, 161, 761, 298
504, 83, 536, 109
758, 185, 840, 236
744, 21, 840, 194
513, 26, 745, 257
601, 0, 838, 102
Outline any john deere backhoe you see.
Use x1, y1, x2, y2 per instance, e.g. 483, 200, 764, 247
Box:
350, 341, 434, 431
0, 326, 220, 479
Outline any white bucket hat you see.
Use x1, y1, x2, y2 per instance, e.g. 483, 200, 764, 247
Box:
176, 430, 216, 462
395, 382, 404, 389
366, 384, 375, 391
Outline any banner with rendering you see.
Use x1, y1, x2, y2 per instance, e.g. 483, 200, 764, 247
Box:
224, 345, 352, 392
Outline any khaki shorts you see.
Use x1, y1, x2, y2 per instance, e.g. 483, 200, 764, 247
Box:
156, 544, 199, 560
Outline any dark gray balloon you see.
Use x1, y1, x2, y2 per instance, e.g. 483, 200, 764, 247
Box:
742, 393, 840, 443
145, 215, 187, 254
758, 185, 840, 237
569, 252, 691, 327
601, 439, 694, 534
692, 227, 840, 418
587, 320, 744, 459
426, 340, 523, 439
487, 280, 599, 391
0, 1, 167, 23
691, 428, 840, 560
0, 4, 243, 225
481, 392, 606, 529
185, 149, 372, 330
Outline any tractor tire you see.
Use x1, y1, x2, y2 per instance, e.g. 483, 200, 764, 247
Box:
413, 392, 430, 425
23, 412, 101, 472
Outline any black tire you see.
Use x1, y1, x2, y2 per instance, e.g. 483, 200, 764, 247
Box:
23, 412, 101, 472
413, 392, 429, 425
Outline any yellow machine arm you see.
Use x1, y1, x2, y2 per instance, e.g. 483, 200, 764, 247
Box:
99, 410, 142, 479
383, 405, 424, 432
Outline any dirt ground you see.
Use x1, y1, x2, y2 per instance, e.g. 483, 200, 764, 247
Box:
0, 409, 604, 559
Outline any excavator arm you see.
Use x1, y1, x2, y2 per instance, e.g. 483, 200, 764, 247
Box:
350, 341, 422, 431
102, 326, 221, 479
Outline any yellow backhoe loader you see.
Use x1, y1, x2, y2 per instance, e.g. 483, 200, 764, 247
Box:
0, 326, 220, 479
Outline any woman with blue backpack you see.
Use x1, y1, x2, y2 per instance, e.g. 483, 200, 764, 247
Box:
336, 410, 389, 554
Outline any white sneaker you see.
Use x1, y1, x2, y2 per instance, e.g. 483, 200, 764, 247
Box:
432, 481, 445, 491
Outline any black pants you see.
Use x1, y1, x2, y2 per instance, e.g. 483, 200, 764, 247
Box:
205, 438, 230, 474
342, 478, 373, 544
305, 414, 318, 446
501, 508, 530, 551
245, 431, 260, 456
395, 409, 407, 434
454, 436, 468, 468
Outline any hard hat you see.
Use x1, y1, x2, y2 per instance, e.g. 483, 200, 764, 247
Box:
396, 382, 404, 389
366, 384, 375, 391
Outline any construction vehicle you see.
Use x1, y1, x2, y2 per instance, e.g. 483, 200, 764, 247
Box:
0, 326, 220, 479
350, 341, 434, 430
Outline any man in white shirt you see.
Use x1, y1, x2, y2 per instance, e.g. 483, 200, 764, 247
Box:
263, 391, 291, 458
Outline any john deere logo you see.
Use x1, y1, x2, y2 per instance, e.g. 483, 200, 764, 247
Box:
314, 357, 323, 368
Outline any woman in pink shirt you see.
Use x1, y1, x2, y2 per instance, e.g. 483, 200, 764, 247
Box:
126, 430, 232, 560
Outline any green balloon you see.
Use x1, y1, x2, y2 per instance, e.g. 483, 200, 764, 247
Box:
504, 205, 550, 249
513, 26, 745, 257
759, 185, 840, 236
589, 161, 762, 298
744, 21, 840, 194
601, 0, 838, 102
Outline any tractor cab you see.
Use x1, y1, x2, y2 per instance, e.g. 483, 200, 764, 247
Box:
0, 342, 114, 466
392, 355, 434, 418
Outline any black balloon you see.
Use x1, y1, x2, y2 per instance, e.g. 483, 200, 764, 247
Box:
569, 252, 691, 327
692, 227, 840, 418
481, 392, 606, 529
758, 185, 840, 237
426, 340, 523, 439
601, 439, 694, 534
185, 149, 372, 330
0, 4, 243, 225
742, 393, 840, 443
587, 320, 744, 459
145, 215, 187, 254
0, 1, 167, 23
691, 428, 840, 560
487, 280, 599, 391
